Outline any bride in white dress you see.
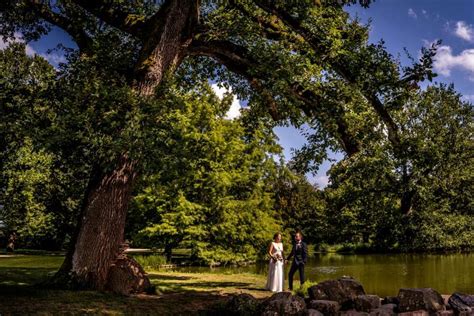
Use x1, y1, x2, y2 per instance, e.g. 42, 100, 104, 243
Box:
266, 232, 285, 292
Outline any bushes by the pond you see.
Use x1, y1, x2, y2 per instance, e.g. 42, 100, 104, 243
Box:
293, 280, 318, 298
399, 211, 474, 252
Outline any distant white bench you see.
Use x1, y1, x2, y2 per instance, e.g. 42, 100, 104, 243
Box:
124, 248, 153, 254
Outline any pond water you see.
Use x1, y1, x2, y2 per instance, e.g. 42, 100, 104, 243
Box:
176, 253, 474, 296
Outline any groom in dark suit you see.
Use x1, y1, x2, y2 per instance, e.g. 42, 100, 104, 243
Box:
286, 231, 308, 290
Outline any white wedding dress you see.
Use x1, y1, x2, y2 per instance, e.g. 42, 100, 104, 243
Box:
266, 242, 284, 292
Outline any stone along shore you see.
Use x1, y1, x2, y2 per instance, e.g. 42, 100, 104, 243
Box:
210, 277, 474, 315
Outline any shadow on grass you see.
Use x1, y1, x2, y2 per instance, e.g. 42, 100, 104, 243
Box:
0, 267, 55, 289
148, 273, 193, 281
238, 286, 268, 292
0, 285, 229, 315
182, 281, 251, 288
0, 261, 261, 314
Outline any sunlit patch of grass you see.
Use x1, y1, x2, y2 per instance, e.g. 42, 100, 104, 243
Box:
0, 255, 63, 268
147, 270, 271, 298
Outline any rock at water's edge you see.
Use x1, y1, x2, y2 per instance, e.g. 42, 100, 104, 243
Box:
261, 292, 307, 316
308, 277, 365, 310
398, 288, 445, 313
308, 300, 340, 316
354, 294, 381, 312
448, 293, 474, 314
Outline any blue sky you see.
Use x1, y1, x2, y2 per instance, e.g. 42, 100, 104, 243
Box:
347, 0, 474, 97
277, 0, 474, 187
2, 1, 473, 188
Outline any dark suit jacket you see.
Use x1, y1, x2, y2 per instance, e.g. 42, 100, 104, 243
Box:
287, 241, 308, 265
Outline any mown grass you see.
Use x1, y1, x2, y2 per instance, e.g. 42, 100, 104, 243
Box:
0, 255, 276, 315
150, 270, 269, 298
0, 254, 63, 287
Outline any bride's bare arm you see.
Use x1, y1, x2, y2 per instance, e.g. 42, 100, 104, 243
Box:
268, 242, 275, 260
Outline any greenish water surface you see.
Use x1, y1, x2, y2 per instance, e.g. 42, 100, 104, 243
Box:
177, 253, 474, 296
1, 253, 472, 296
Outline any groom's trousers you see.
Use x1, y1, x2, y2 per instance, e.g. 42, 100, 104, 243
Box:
288, 261, 305, 290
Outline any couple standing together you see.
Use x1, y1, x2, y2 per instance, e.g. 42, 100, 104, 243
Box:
266, 231, 307, 292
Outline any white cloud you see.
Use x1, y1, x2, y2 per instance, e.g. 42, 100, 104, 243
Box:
0, 39, 8, 50
419, 9, 429, 19
408, 8, 417, 19
25, 45, 37, 56
41, 52, 66, 65
0, 33, 66, 67
0, 33, 37, 56
211, 83, 241, 120
462, 94, 474, 102
433, 45, 474, 77
454, 21, 474, 42
315, 175, 330, 188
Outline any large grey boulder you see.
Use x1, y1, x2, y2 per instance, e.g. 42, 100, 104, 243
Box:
306, 309, 324, 316
369, 308, 396, 316
224, 293, 261, 316
340, 310, 369, 315
397, 311, 429, 316
308, 277, 365, 309
382, 296, 400, 305
397, 288, 445, 313
436, 311, 455, 316
354, 294, 381, 312
380, 303, 397, 311
369, 303, 397, 316
448, 293, 474, 315
308, 300, 340, 316
261, 292, 307, 316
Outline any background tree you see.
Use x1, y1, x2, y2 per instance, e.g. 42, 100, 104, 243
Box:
128, 83, 282, 265
0, 44, 81, 250
271, 163, 328, 245
324, 84, 473, 251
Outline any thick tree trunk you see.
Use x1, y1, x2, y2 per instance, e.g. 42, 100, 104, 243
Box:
50, 0, 199, 295
134, 0, 199, 96
51, 155, 151, 294
70, 154, 137, 290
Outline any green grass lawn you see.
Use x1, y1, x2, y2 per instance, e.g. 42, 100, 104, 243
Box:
0, 255, 273, 315
150, 271, 269, 297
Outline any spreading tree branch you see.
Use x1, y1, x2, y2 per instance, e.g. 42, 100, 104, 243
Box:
189, 39, 360, 155
132, 0, 199, 96
248, 0, 403, 149
69, 0, 147, 37
26, 0, 93, 52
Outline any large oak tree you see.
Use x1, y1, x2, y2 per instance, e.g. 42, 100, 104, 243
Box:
0, 0, 439, 294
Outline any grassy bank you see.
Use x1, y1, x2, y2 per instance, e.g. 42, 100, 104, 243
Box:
0, 255, 273, 315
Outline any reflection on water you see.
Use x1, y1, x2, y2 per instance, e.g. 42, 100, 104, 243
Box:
176, 253, 474, 296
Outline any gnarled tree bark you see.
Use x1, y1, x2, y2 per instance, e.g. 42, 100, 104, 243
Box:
46, 0, 200, 295
70, 154, 142, 291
